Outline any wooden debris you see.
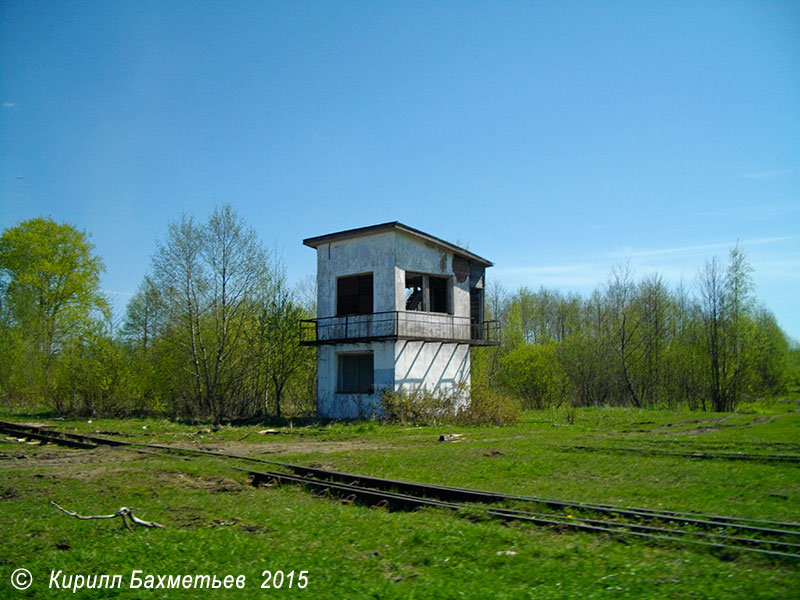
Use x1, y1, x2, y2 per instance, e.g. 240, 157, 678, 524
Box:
50, 501, 165, 530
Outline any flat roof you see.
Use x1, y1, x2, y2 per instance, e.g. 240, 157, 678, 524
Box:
302, 221, 493, 267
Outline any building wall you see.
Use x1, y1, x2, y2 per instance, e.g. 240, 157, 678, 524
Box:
394, 340, 470, 400
316, 230, 398, 318
393, 231, 471, 319
316, 340, 471, 419
314, 229, 475, 419
317, 341, 395, 419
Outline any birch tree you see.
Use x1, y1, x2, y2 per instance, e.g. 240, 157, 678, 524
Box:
151, 205, 272, 424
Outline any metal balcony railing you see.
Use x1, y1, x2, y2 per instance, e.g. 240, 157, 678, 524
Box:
300, 311, 500, 346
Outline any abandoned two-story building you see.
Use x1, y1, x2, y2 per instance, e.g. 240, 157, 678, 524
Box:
301, 222, 498, 419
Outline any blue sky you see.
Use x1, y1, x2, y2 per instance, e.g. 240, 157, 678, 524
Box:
1, 2, 798, 338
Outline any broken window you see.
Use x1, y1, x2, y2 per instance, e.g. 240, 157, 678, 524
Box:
337, 273, 373, 316
405, 272, 450, 314
405, 273, 424, 311
430, 275, 449, 313
338, 353, 374, 394
470, 287, 484, 339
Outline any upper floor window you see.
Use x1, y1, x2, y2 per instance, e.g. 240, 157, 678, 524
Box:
405, 272, 450, 314
337, 273, 373, 315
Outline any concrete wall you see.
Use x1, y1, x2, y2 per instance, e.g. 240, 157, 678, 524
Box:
394, 340, 470, 396
317, 341, 395, 419
316, 340, 470, 419
316, 230, 398, 318
393, 231, 470, 319
314, 229, 476, 419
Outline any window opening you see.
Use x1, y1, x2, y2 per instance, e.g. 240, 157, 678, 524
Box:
338, 353, 374, 394
337, 273, 373, 316
470, 287, 484, 340
405, 272, 450, 314
430, 275, 449, 314
405, 273, 424, 311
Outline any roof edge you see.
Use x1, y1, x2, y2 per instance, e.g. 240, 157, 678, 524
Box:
303, 222, 493, 267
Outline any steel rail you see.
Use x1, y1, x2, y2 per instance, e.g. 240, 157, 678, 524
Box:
252, 469, 800, 553
4, 419, 800, 551
0, 420, 129, 447
284, 464, 800, 537
249, 470, 800, 560
568, 445, 800, 463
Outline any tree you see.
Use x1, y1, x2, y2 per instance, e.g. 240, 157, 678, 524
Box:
498, 342, 570, 409
635, 273, 673, 407
121, 276, 165, 351
750, 307, 790, 395
605, 261, 642, 407
0, 217, 107, 406
149, 205, 273, 424
53, 318, 133, 416
698, 245, 755, 411
260, 275, 314, 418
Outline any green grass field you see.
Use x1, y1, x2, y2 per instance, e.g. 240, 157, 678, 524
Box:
1, 399, 799, 599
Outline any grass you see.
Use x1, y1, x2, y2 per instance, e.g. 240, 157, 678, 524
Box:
1, 399, 799, 598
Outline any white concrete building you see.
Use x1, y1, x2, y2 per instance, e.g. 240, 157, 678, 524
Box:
302, 222, 498, 419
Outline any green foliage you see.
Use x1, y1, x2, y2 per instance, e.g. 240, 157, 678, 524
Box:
125, 204, 315, 423
52, 321, 137, 416
460, 386, 521, 426
497, 342, 570, 409
788, 345, 800, 387
380, 384, 520, 426
380, 386, 464, 426
0, 217, 108, 408
749, 308, 791, 394
494, 246, 792, 412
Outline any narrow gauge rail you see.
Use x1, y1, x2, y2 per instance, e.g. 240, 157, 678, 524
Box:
567, 445, 800, 463
619, 439, 800, 450
249, 470, 800, 560
277, 463, 800, 534
0, 420, 128, 449
3, 420, 799, 559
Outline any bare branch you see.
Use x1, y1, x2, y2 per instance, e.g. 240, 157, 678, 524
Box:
50, 501, 165, 529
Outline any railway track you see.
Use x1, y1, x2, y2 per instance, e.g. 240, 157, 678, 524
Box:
2, 419, 799, 560
567, 444, 800, 463
249, 469, 800, 559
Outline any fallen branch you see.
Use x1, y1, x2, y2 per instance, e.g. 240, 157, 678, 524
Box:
50, 501, 165, 530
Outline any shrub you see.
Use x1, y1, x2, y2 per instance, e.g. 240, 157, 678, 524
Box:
458, 386, 521, 426
380, 384, 520, 426
497, 342, 571, 409
380, 386, 463, 426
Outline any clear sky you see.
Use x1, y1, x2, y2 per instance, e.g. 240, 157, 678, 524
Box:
1, 2, 798, 339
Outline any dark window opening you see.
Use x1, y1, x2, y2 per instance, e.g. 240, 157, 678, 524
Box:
430, 276, 449, 313
405, 273, 424, 311
338, 353, 374, 394
470, 287, 484, 340
337, 273, 373, 316
404, 272, 450, 314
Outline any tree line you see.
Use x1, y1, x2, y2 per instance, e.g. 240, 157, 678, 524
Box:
1, 209, 796, 420
0, 207, 314, 423
474, 249, 796, 412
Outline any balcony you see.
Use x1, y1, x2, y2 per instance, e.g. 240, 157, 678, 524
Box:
300, 311, 500, 346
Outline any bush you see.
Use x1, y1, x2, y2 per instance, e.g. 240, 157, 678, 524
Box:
380, 386, 464, 426
497, 342, 571, 409
459, 386, 521, 426
380, 384, 520, 426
